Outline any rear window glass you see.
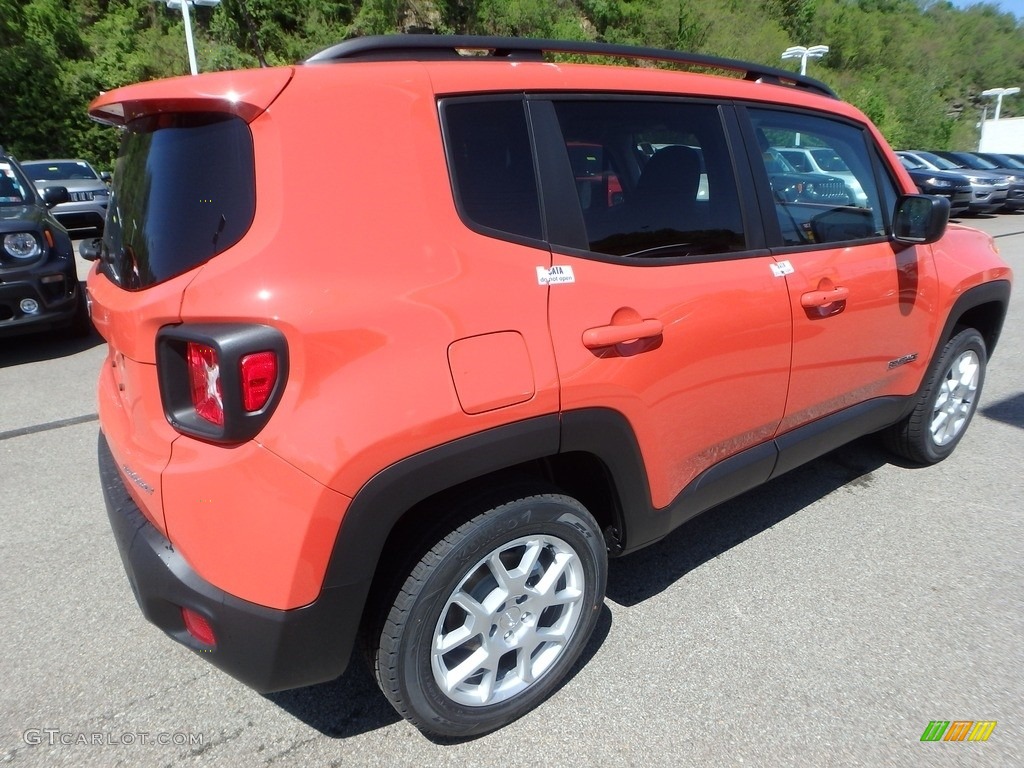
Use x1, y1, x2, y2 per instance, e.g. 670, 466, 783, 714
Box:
99, 113, 255, 290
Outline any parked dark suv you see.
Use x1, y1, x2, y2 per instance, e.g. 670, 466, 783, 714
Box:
87, 36, 1011, 738
1, 147, 90, 338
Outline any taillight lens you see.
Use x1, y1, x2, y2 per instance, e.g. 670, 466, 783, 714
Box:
187, 342, 224, 426
240, 351, 277, 412
158, 324, 288, 443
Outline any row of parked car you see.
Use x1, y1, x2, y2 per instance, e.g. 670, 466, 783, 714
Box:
896, 150, 1024, 217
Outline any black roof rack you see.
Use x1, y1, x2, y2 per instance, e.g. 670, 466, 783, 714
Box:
305, 35, 838, 99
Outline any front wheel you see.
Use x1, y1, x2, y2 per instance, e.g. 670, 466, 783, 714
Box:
884, 328, 987, 465
373, 493, 607, 738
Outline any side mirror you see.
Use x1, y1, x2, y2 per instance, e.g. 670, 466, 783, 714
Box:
79, 238, 102, 261
100, 171, 112, 184
42, 185, 70, 208
892, 194, 949, 245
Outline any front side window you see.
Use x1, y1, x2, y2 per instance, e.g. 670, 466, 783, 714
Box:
100, 113, 255, 290
552, 100, 746, 258
749, 109, 896, 246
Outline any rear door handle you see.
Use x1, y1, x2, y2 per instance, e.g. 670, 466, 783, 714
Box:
801, 286, 849, 308
582, 319, 663, 349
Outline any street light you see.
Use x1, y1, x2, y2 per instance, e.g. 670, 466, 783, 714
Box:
981, 87, 1020, 121
781, 45, 830, 76
154, 0, 222, 76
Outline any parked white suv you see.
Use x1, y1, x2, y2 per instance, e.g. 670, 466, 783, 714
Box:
774, 146, 869, 205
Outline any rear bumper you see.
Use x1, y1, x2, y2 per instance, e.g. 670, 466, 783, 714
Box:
99, 431, 364, 693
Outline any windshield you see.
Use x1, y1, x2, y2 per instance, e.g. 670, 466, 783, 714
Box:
986, 153, 1024, 170
950, 152, 995, 170
899, 154, 926, 170
98, 113, 255, 290
762, 149, 798, 174
915, 152, 958, 171
22, 160, 100, 182
810, 149, 851, 172
0, 161, 37, 205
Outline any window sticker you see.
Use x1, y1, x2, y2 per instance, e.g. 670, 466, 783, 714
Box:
536, 265, 576, 285
770, 260, 795, 277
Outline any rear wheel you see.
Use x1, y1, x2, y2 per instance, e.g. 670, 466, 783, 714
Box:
884, 328, 986, 465
372, 493, 607, 738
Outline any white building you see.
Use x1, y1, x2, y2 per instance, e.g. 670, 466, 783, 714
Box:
979, 116, 1024, 153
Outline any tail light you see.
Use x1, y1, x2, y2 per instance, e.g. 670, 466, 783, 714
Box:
158, 324, 289, 443
187, 342, 224, 426
240, 351, 278, 412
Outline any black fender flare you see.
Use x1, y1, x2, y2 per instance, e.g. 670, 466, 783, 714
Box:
320, 408, 660, 591
937, 279, 1011, 359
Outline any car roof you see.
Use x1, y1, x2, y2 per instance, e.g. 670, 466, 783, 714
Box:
93, 36, 875, 132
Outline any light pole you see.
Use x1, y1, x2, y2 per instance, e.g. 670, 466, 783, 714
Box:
781, 45, 830, 76
154, 0, 222, 76
981, 87, 1020, 121
781, 45, 828, 146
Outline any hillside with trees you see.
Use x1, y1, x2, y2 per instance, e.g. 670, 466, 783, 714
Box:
1, 0, 1021, 167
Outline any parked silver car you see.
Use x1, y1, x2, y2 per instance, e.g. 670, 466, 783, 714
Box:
20, 159, 109, 237
896, 151, 1007, 215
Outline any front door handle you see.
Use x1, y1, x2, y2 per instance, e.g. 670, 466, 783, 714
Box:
801, 286, 849, 308
582, 318, 663, 349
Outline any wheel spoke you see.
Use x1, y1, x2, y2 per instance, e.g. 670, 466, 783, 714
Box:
435, 622, 474, 654
439, 646, 491, 694
515, 640, 541, 685
450, 590, 491, 629
487, 550, 517, 593
531, 551, 577, 599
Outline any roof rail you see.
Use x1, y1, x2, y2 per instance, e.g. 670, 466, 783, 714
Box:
305, 35, 838, 99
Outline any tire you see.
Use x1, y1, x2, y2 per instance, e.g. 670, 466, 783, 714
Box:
884, 328, 986, 465
372, 493, 607, 738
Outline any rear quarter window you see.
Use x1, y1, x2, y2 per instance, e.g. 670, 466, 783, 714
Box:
100, 113, 255, 290
441, 98, 543, 242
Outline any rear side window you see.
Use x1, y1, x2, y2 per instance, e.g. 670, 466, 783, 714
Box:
442, 99, 543, 241
100, 113, 255, 290
550, 99, 747, 258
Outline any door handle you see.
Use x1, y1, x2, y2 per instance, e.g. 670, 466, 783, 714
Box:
800, 286, 849, 308
582, 318, 663, 349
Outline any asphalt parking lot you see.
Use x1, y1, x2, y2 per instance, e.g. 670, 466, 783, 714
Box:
2, 215, 1022, 767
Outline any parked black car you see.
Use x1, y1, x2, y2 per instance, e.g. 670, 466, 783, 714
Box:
929, 150, 1024, 212
896, 156, 972, 217
1, 147, 90, 338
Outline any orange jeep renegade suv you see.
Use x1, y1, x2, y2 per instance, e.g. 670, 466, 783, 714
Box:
86, 36, 1012, 737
